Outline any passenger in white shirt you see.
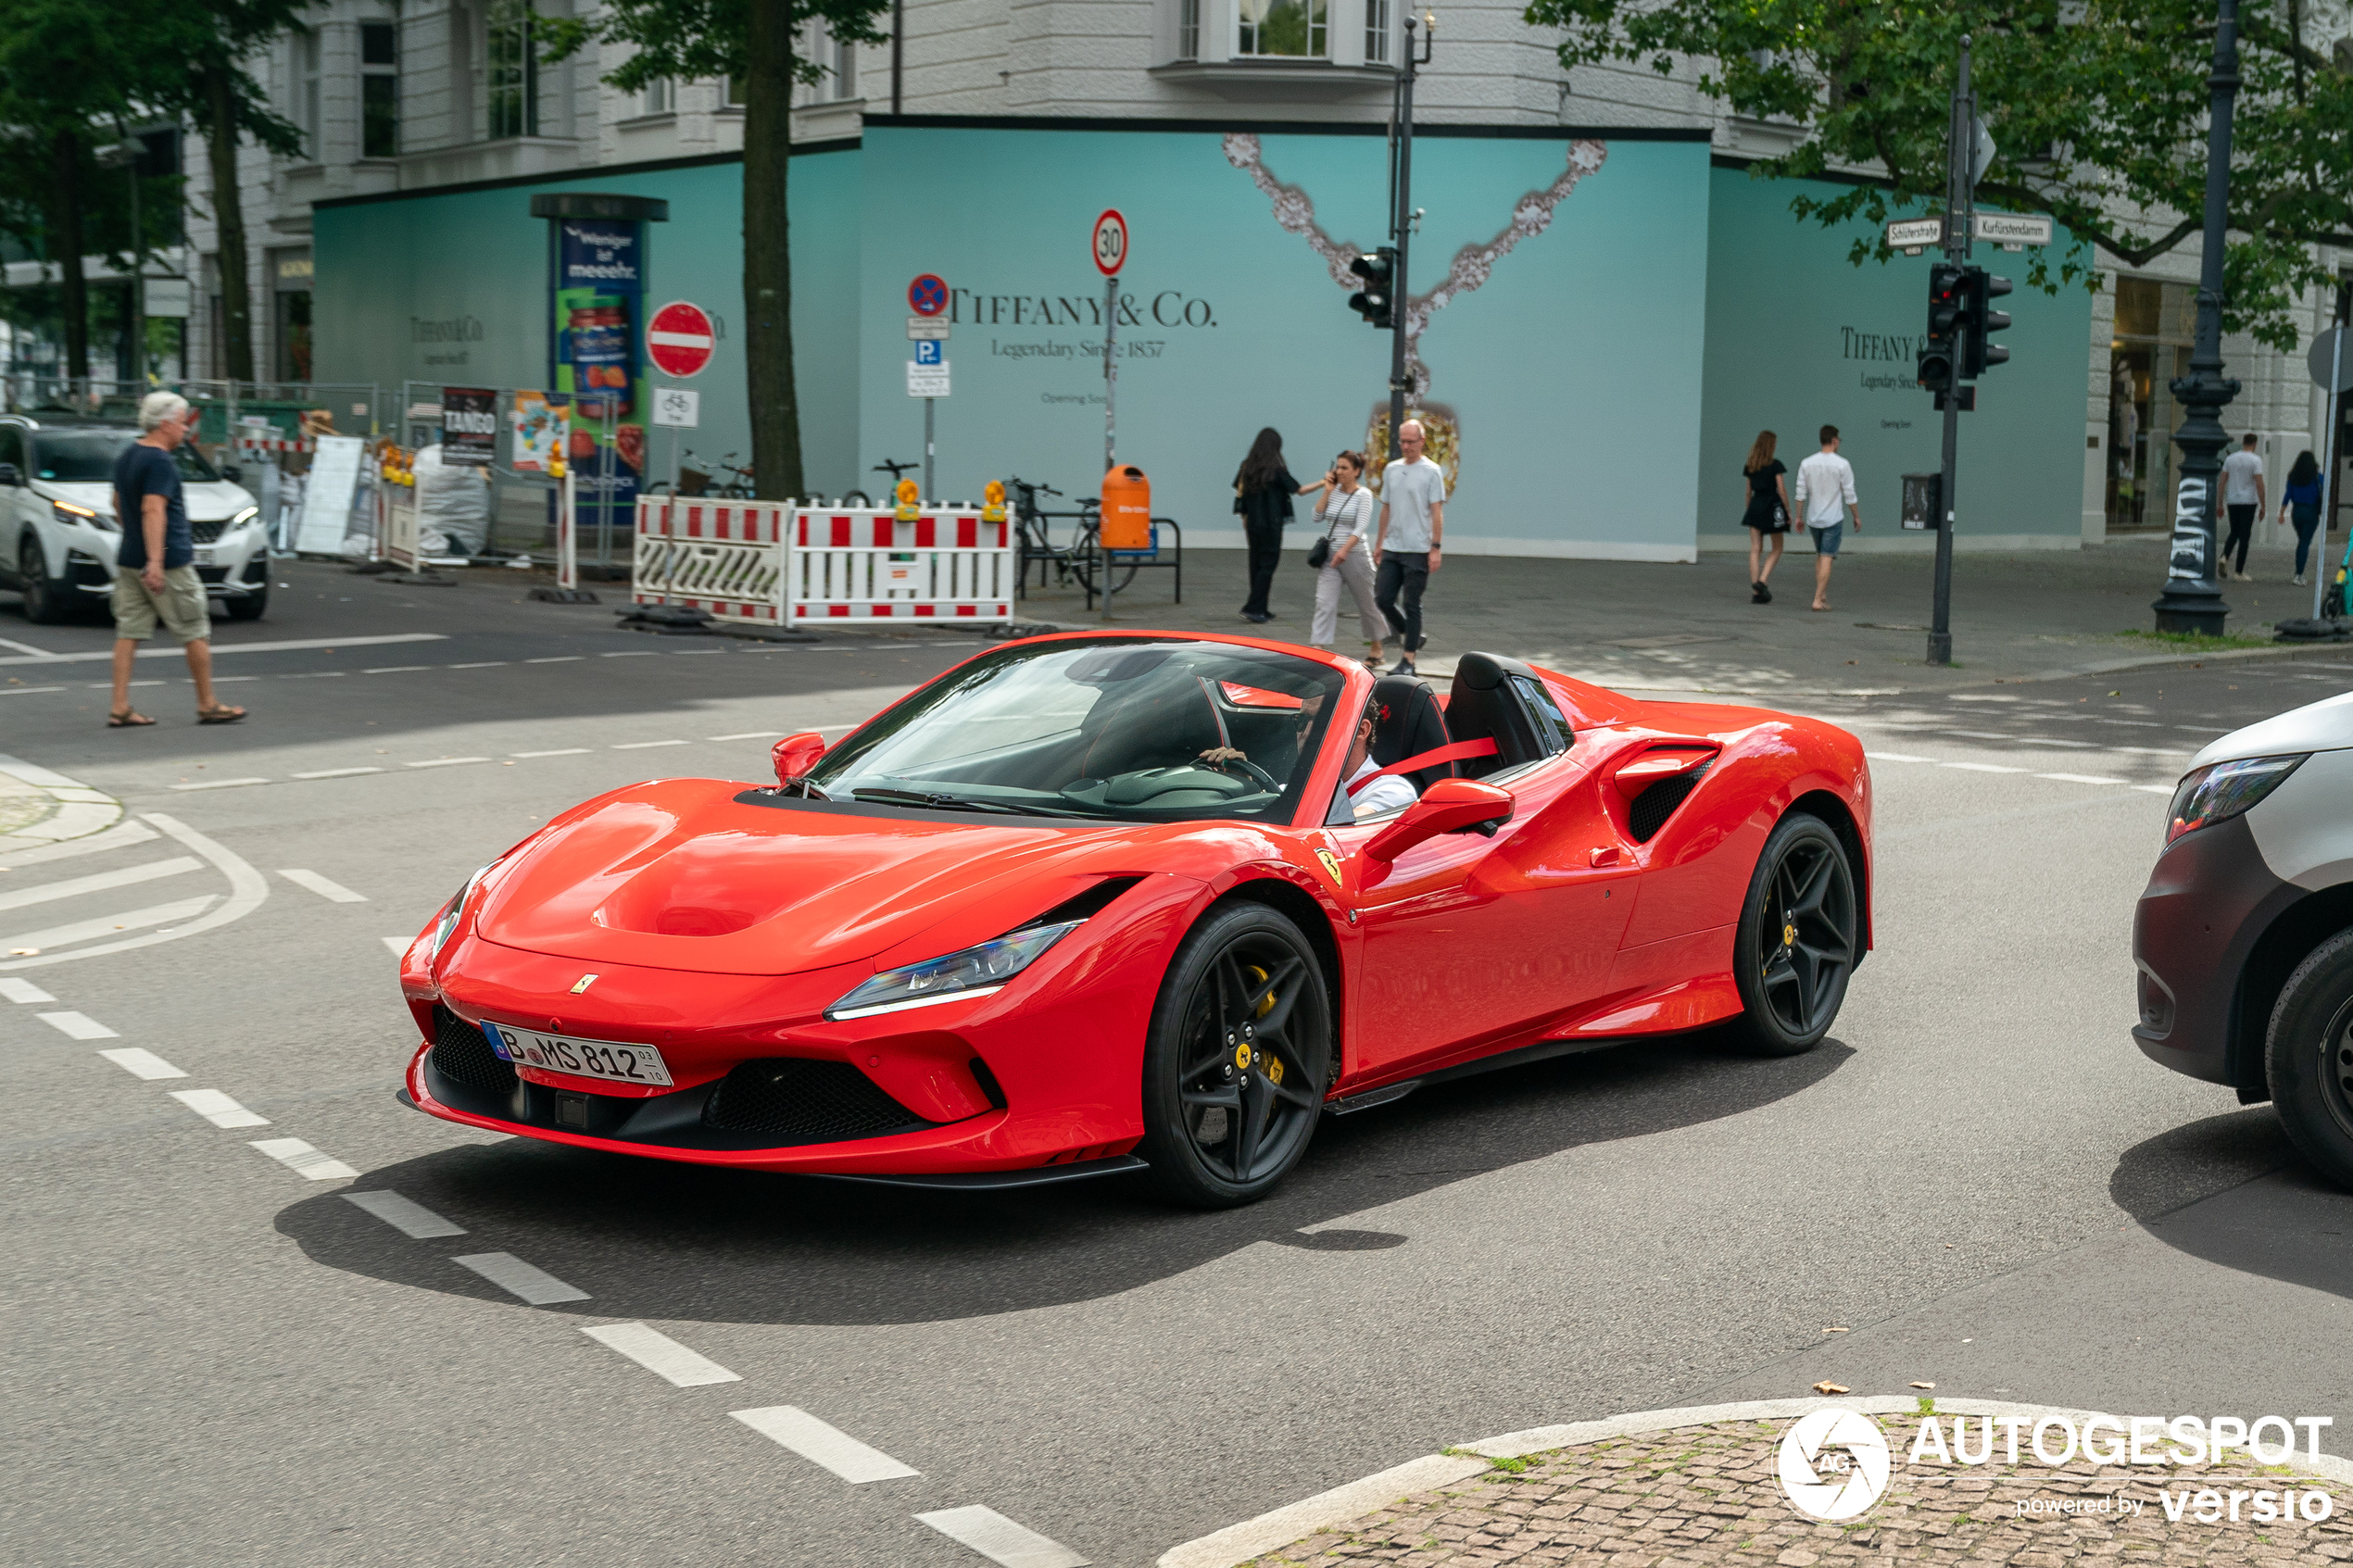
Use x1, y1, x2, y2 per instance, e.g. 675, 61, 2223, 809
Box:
1793, 425, 1863, 612
1326, 709, 1419, 824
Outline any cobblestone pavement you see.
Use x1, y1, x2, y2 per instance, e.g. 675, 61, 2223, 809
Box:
1244, 1414, 2353, 1567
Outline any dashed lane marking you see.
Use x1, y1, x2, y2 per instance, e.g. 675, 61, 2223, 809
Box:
0, 978, 56, 1003
364, 666, 433, 674
405, 758, 489, 769
169, 778, 271, 792
2133, 784, 2175, 795
583, 1323, 743, 1386
0, 684, 64, 696
0, 632, 447, 668
1864, 752, 1931, 763
98, 1047, 184, 1080
447, 661, 508, 669
251, 1138, 359, 1180
172, 1088, 270, 1128
2, 896, 220, 957
37, 1011, 117, 1039
293, 767, 384, 780
382, 936, 408, 956
729, 1406, 920, 1482
451, 1251, 589, 1305
710, 731, 783, 741
601, 650, 660, 658
2038, 772, 2129, 785
343, 1189, 466, 1238
0, 857, 200, 914
278, 869, 368, 903
511, 748, 589, 758
1941, 762, 2026, 773
915, 1505, 1090, 1568
524, 657, 584, 664
612, 740, 690, 750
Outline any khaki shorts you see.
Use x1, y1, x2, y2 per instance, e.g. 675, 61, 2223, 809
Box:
111, 564, 212, 645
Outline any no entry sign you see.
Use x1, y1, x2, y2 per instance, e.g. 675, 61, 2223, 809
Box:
1092, 210, 1128, 277
646, 301, 714, 379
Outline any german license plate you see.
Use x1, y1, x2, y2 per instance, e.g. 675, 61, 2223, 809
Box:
484, 1021, 674, 1088
192, 546, 216, 566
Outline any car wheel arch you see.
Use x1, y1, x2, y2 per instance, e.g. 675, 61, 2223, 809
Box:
1208, 875, 1345, 1088
2233, 883, 2353, 1090
1785, 789, 1872, 966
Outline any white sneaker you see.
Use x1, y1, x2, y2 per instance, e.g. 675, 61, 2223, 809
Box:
2295, 573, 2307, 585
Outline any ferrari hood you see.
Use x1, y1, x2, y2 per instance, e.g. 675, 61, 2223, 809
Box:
473, 778, 1139, 976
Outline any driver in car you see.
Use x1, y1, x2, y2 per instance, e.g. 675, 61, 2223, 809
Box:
1327, 709, 1417, 823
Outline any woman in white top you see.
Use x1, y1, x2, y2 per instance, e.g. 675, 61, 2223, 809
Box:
1301, 449, 1385, 668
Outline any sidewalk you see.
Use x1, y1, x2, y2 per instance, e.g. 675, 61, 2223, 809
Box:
1014, 534, 2339, 696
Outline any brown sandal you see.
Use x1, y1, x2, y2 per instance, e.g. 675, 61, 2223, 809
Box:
195, 704, 248, 725
107, 709, 156, 728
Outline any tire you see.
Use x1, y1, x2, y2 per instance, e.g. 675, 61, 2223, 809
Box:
19, 538, 70, 625
2264, 929, 2353, 1190
1727, 811, 1859, 1056
225, 588, 268, 621
1137, 902, 1333, 1208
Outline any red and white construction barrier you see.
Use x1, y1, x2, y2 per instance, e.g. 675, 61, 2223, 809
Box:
631, 497, 1013, 627
232, 435, 316, 453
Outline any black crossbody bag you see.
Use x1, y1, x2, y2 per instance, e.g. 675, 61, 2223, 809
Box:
1307, 488, 1363, 571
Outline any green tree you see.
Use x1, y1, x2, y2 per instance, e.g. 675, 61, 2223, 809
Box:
1526, 0, 2353, 349
544, 0, 891, 500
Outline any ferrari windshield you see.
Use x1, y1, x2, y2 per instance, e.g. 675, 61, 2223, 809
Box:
806, 639, 1349, 822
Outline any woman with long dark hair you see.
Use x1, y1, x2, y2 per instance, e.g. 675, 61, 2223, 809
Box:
1233, 427, 1307, 623
2281, 448, 2324, 585
1740, 429, 1793, 603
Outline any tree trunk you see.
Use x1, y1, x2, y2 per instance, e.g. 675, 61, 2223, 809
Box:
743, 2, 803, 499
204, 62, 257, 383
49, 127, 88, 383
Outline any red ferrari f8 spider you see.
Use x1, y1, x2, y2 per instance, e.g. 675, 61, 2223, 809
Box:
399, 633, 1871, 1206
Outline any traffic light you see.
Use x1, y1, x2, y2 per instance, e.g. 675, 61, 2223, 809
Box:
1348, 247, 1396, 329
1961, 267, 2012, 377
1918, 263, 1964, 392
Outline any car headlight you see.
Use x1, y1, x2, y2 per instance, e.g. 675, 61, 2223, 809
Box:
826, 919, 1084, 1021
229, 505, 259, 530
2166, 753, 2308, 845
53, 498, 117, 533
428, 863, 496, 957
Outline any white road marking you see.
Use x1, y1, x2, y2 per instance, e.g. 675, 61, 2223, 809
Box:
0, 684, 64, 696
0, 857, 201, 914
293, 767, 384, 780
2134, 784, 2176, 795
0, 755, 91, 789
0, 821, 159, 872
364, 666, 432, 674
0, 978, 56, 1003
278, 869, 368, 903
451, 1252, 589, 1304
583, 1323, 742, 1386
1943, 729, 2016, 740
601, 650, 660, 658
447, 661, 508, 669
342, 1189, 466, 1238
1941, 762, 2026, 773
728, 1406, 919, 1481
511, 748, 589, 759
915, 1505, 1089, 1568
2176, 724, 2233, 733
2017, 737, 2099, 748
0, 635, 56, 658
524, 657, 584, 664
250, 1138, 359, 1179
172, 1088, 270, 1128
0, 814, 268, 976
2038, 772, 2129, 785
611, 740, 689, 749
382, 935, 409, 956
170, 777, 271, 792
1863, 752, 1931, 763
2095, 718, 2164, 726
0, 633, 448, 669
37, 1011, 117, 1039
405, 758, 488, 769
98, 1047, 184, 1079
709, 732, 782, 741
1, 896, 220, 957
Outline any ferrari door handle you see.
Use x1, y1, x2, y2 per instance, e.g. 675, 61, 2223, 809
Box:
1590, 846, 1620, 868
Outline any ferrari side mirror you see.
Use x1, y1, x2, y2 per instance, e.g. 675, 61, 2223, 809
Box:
772, 732, 827, 787
1364, 778, 1514, 864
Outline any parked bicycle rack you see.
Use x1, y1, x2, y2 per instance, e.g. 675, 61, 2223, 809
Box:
630, 497, 1015, 628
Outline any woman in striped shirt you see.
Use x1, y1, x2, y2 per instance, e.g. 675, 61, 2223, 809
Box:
1303, 450, 1385, 668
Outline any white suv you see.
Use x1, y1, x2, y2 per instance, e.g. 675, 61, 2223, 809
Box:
0, 412, 270, 624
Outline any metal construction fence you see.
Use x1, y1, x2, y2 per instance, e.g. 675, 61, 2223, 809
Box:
631, 496, 1016, 627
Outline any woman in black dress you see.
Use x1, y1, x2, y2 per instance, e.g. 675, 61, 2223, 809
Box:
1233, 427, 1306, 622
1741, 429, 1793, 604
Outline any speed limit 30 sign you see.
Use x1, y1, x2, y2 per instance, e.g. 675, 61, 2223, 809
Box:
1092, 209, 1128, 277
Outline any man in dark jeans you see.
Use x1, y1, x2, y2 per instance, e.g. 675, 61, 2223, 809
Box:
1373, 419, 1446, 675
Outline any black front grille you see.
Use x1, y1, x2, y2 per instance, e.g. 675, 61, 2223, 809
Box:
189, 517, 228, 544
431, 1005, 517, 1095
1628, 762, 1711, 844
702, 1057, 932, 1144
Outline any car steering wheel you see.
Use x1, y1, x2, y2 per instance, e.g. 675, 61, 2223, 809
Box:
1205, 754, 1284, 795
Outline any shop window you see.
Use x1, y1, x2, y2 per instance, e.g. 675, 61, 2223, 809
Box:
361, 21, 398, 157
1239, 0, 1327, 56
487, 1, 538, 140
1365, 0, 1390, 63
2107, 277, 2198, 533
276, 287, 313, 383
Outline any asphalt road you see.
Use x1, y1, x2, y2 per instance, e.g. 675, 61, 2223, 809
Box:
6, 561, 2351, 1568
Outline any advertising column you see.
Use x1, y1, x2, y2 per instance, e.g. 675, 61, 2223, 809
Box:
528, 193, 670, 567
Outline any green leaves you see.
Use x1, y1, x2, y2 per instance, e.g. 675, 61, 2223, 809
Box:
541, 0, 894, 91
1526, 0, 2352, 348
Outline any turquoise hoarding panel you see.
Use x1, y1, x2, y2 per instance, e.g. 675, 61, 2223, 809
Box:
1698, 166, 2093, 548
858, 126, 1710, 558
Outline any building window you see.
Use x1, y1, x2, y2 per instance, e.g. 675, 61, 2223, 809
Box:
273, 251, 314, 383
487, 0, 538, 140
296, 28, 321, 156
1238, 0, 1327, 57
1177, 0, 1201, 61
640, 78, 673, 114
1365, 0, 1390, 63
2107, 276, 2199, 534
801, 25, 857, 101
360, 21, 397, 157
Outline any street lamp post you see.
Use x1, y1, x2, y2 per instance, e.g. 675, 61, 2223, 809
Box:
2151, 0, 2244, 636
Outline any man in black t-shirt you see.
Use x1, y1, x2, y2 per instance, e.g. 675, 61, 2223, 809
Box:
107, 392, 246, 727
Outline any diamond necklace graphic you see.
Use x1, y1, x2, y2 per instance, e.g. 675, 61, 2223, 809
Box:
1222, 132, 1609, 398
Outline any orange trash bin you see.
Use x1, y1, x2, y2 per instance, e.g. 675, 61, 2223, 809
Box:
1100, 465, 1152, 551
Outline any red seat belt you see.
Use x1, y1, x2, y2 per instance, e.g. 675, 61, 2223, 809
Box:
1347, 737, 1499, 795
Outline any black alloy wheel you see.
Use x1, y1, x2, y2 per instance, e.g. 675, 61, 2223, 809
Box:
225, 587, 268, 621
1139, 902, 1332, 1208
1729, 812, 1858, 1056
19, 538, 68, 624
2265, 929, 2353, 1190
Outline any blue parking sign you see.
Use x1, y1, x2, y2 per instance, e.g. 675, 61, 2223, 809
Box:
914, 339, 944, 366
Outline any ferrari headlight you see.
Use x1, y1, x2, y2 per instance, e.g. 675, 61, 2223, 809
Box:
428, 863, 495, 957
826, 919, 1083, 1021
2166, 753, 2308, 845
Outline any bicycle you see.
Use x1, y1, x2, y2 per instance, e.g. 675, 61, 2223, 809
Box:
1005, 476, 1141, 600
705, 452, 755, 498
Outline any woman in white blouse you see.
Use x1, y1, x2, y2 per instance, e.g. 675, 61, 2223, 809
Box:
1302, 449, 1386, 668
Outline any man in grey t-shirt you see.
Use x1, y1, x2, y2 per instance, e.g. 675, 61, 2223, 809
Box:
1373, 420, 1446, 675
